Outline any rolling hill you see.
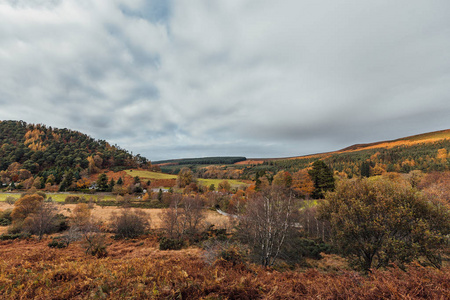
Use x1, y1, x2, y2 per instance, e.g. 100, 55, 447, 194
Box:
0, 120, 147, 183
157, 129, 450, 179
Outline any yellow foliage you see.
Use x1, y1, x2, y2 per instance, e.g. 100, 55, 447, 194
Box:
24, 129, 47, 151
11, 194, 44, 221
437, 148, 448, 161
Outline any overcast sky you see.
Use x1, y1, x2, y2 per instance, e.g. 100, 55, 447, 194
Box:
1, 0, 450, 161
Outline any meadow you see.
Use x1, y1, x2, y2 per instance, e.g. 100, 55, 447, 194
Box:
125, 170, 250, 188
0, 192, 116, 203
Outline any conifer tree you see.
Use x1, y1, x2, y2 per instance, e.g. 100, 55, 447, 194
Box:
308, 160, 335, 199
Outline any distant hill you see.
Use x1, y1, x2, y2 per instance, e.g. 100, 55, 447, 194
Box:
156, 129, 450, 179
0, 120, 147, 180
239, 129, 450, 179
154, 156, 247, 166
339, 129, 450, 152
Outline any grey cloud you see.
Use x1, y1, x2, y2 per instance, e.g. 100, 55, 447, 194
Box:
0, 0, 449, 161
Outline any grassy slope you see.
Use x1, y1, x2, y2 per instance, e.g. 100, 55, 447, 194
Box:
125, 170, 177, 180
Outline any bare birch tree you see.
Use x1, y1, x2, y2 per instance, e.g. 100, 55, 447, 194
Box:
238, 187, 298, 266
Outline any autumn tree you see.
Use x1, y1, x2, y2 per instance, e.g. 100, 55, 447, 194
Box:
318, 178, 450, 271
217, 180, 231, 192
160, 195, 205, 239
70, 203, 92, 230
67, 203, 106, 257
291, 169, 314, 197
308, 160, 335, 199
24, 201, 59, 240
272, 171, 292, 188
11, 194, 44, 222
176, 167, 194, 188
11, 194, 59, 239
238, 187, 298, 266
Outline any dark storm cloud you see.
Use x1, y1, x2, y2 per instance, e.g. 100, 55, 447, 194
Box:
0, 0, 449, 160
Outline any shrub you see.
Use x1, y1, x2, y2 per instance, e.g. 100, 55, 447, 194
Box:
54, 214, 69, 232
159, 236, 184, 250
203, 240, 248, 266
218, 245, 246, 266
65, 196, 81, 204
110, 208, 150, 239
282, 237, 335, 263
35, 191, 47, 200
0, 232, 31, 240
5, 196, 16, 205
48, 238, 68, 249
83, 233, 108, 258
0, 209, 12, 226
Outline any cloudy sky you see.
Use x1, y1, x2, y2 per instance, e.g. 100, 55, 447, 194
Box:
1, 0, 450, 161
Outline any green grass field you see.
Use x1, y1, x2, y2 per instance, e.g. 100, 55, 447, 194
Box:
125, 170, 177, 180
0, 193, 116, 203
197, 178, 249, 188
125, 170, 250, 188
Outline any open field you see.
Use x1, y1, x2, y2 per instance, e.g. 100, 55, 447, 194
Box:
0, 202, 230, 230
0, 192, 116, 203
125, 170, 250, 188
197, 178, 249, 188
125, 170, 177, 180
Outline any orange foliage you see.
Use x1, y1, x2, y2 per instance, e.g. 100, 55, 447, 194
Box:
0, 238, 448, 299
291, 169, 314, 197
245, 184, 257, 198
76, 178, 91, 189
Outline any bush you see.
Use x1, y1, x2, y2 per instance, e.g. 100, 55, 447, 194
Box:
0, 209, 12, 226
83, 233, 108, 258
36, 191, 47, 200
0, 232, 31, 240
48, 238, 68, 249
202, 224, 228, 241
291, 238, 334, 260
110, 209, 150, 239
202, 240, 247, 266
54, 214, 69, 232
218, 245, 246, 266
65, 196, 81, 204
5, 196, 16, 205
159, 236, 184, 250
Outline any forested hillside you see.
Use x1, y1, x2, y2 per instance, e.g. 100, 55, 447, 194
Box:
185, 130, 450, 181
0, 120, 147, 185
